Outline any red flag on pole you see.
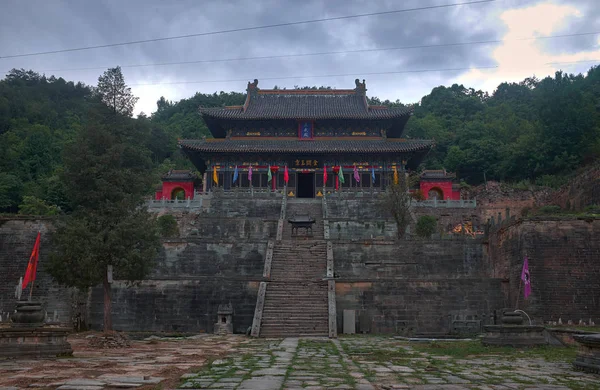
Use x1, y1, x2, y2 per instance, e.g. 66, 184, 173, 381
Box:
323, 165, 328, 186
22, 232, 40, 291
521, 256, 531, 299
284, 165, 289, 184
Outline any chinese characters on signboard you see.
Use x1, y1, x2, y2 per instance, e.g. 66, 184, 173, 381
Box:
299, 121, 313, 139
292, 159, 320, 168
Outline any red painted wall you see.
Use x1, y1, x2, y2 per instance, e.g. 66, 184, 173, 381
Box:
155, 181, 195, 200
420, 180, 460, 200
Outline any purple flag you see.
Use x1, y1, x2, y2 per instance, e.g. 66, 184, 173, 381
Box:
521, 256, 531, 299
353, 165, 360, 182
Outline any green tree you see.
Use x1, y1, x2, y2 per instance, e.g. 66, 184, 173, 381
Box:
157, 215, 179, 237
18, 195, 59, 216
97, 66, 139, 117
47, 98, 160, 331
0, 173, 23, 212
382, 172, 416, 239
416, 215, 437, 238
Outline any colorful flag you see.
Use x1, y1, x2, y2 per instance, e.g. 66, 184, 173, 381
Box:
338, 166, 345, 184
213, 167, 218, 185
267, 165, 272, 182
323, 165, 328, 186
232, 165, 239, 183
521, 256, 531, 299
248, 165, 253, 182
371, 166, 376, 183
284, 165, 289, 184
353, 165, 360, 182
22, 232, 40, 290
393, 166, 399, 185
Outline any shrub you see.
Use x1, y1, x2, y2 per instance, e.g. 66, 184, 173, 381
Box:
537, 205, 562, 215
584, 205, 600, 214
416, 215, 437, 238
157, 215, 179, 237
18, 196, 59, 216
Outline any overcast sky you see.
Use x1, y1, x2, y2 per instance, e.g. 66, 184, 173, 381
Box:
1, 0, 598, 115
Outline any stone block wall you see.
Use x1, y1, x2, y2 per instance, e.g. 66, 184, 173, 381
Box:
326, 198, 482, 239
333, 238, 506, 335
87, 239, 267, 333
328, 220, 397, 240
488, 218, 600, 325
208, 198, 282, 218
0, 219, 74, 326
89, 280, 261, 334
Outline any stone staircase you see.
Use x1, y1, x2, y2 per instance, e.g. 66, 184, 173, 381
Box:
259, 198, 329, 337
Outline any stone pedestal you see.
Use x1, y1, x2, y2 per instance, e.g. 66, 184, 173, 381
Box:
1, 300, 73, 359
573, 333, 600, 374
482, 325, 546, 347
0, 327, 73, 358
482, 310, 546, 347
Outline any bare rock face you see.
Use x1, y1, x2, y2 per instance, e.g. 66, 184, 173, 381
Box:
88, 332, 131, 349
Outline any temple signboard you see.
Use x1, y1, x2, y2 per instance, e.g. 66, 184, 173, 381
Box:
291, 158, 321, 168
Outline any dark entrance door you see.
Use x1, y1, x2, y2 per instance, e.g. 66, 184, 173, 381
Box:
297, 173, 315, 198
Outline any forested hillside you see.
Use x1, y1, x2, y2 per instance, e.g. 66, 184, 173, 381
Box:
406, 67, 600, 185
1, 66, 598, 213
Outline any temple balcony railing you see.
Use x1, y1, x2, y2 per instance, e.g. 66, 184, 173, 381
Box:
413, 199, 477, 208
211, 188, 284, 198
326, 190, 477, 208
147, 197, 204, 209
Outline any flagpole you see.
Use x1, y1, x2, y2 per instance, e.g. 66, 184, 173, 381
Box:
515, 278, 522, 310
29, 279, 34, 301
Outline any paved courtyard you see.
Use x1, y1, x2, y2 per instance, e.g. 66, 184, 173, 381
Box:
1, 334, 599, 389
179, 336, 600, 390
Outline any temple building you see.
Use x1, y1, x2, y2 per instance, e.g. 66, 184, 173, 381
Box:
179, 79, 434, 198
419, 169, 461, 200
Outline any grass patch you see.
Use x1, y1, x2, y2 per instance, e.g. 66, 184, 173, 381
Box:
410, 340, 577, 362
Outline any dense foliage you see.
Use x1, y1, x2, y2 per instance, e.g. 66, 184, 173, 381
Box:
405, 67, 600, 185
1, 66, 599, 214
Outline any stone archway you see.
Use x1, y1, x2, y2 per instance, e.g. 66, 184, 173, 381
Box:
171, 187, 186, 200
428, 187, 444, 200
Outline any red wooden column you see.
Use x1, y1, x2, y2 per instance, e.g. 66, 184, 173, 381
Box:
332, 166, 340, 191
271, 166, 279, 191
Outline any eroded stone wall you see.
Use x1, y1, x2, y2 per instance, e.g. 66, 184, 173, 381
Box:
333, 239, 506, 334
488, 218, 600, 325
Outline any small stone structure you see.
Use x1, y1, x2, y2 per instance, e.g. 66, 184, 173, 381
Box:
0, 300, 72, 358
214, 303, 234, 335
482, 310, 546, 347
573, 333, 600, 374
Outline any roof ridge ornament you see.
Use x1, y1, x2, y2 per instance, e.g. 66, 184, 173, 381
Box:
244, 79, 259, 112
354, 79, 367, 95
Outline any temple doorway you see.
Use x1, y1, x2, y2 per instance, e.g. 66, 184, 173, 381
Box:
297, 173, 315, 198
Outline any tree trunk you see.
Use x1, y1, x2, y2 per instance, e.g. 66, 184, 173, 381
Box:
103, 266, 112, 332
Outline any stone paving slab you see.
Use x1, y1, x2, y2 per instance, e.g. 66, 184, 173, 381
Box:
0, 333, 246, 389
178, 336, 600, 390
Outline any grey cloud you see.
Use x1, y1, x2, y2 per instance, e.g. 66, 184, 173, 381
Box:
1, 0, 597, 113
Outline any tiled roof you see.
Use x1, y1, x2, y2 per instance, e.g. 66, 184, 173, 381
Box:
420, 169, 456, 179
200, 94, 412, 120
179, 138, 433, 154
162, 170, 196, 181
